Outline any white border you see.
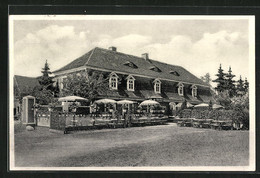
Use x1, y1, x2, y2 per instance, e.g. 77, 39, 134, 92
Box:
9, 15, 256, 171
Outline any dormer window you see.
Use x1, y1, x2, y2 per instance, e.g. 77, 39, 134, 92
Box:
191, 85, 197, 98
126, 75, 135, 91
153, 79, 161, 94
124, 61, 138, 68
178, 82, 184, 96
109, 72, 119, 90
149, 66, 161, 72
170, 70, 180, 76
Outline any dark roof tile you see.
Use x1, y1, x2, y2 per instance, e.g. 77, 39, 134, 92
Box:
54, 47, 209, 86
14, 75, 40, 94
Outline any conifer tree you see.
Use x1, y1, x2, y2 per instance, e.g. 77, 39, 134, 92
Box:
226, 66, 236, 97
200, 73, 212, 85
213, 64, 227, 93
38, 60, 54, 89
244, 77, 249, 93
33, 60, 58, 104
236, 75, 244, 96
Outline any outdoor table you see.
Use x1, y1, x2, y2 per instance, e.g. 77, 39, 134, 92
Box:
210, 120, 233, 130
177, 118, 192, 127
201, 119, 213, 128
192, 118, 204, 128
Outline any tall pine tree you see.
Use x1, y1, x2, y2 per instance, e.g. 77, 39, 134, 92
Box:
38, 60, 54, 89
244, 77, 249, 93
236, 75, 245, 96
213, 64, 226, 93
225, 66, 236, 97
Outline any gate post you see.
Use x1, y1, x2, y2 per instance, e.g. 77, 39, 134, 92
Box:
21, 95, 36, 125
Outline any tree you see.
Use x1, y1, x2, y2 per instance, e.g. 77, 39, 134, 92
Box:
200, 73, 212, 85
244, 77, 249, 93
213, 64, 227, 93
236, 75, 245, 96
34, 60, 57, 104
225, 66, 236, 97
32, 86, 56, 105
62, 71, 109, 102
215, 90, 232, 109
38, 60, 54, 89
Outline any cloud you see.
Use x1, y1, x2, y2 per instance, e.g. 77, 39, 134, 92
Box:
14, 25, 91, 77
14, 25, 249, 86
138, 30, 248, 84
92, 34, 152, 56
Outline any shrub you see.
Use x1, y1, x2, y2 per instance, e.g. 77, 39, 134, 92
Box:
177, 108, 249, 130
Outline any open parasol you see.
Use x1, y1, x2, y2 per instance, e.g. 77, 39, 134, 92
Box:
212, 104, 224, 109
94, 99, 117, 104
139, 100, 160, 106
58, 95, 88, 102
194, 103, 209, 108
186, 102, 194, 108
117, 99, 135, 105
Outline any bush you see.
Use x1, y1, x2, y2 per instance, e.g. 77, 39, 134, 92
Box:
177, 108, 249, 130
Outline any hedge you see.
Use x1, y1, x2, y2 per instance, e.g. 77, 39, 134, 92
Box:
178, 108, 249, 129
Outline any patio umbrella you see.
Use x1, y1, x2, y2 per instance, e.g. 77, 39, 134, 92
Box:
139, 100, 160, 106
194, 103, 209, 108
186, 102, 194, 108
148, 95, 163, 99
58, 95, 88, 102
117, 99, 135, 105
212, 104, 224, 109
176, 102, 183, 107
94, 99, 117, 104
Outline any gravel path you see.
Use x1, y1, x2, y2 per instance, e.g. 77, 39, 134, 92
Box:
14, 123, 249, 167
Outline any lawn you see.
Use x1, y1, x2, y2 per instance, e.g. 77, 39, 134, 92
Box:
14, 122, 249, 167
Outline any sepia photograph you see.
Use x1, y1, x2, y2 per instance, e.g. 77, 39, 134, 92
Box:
9, 15, 255, 171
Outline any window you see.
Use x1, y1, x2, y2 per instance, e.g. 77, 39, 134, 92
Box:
170, 70, 180, 76
109, 72, 119, 90
154, 79, 161, 94
128, 80, 134, 90
191, 85, 197, 98
178, 82, 184, 96
149, 66, 161, 72
127, 75, 135, 91
110, 77, 117, 89
124, 61, 138, 68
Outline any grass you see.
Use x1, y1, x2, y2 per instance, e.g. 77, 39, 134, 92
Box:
14, 122, 249, 167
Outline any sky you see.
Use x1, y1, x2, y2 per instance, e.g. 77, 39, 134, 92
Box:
12, 16, 251, 86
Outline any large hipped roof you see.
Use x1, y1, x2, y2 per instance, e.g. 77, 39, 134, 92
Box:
54, 47, 209, 87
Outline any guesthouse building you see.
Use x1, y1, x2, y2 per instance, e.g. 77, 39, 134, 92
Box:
53, 47, 215, 114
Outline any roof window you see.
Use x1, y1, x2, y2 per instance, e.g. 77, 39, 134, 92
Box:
149, 66, 161, 72
170, 70, 180, 76
124, 61, 138, 68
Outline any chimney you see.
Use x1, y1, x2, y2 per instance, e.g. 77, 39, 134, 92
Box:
109, 46, 117, 52
142, 53, 149, 60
